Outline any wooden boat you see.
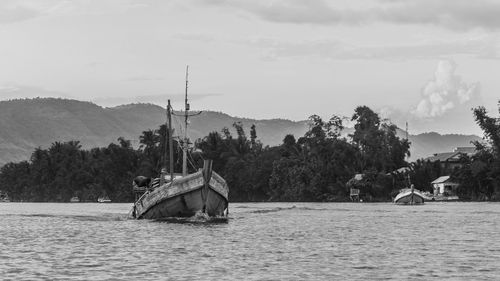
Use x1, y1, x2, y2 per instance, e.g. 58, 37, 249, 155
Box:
132, 160, 228, 219
97, 196, 112, 203
130, 67, 229, 220
431, 194, 459, 201
394, 185, 425, 205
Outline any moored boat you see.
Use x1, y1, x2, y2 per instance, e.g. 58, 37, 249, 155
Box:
70, 196, 80, 203
394, 185, 425, 205
431, 194, 459, 201
97, 196, 112, 203
130, 67, 229, 220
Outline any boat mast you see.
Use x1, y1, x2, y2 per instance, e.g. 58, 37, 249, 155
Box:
161, 99, 175, 186
168, 100, 174, 182
179, 66, 202, 176
183, 66, 189, 176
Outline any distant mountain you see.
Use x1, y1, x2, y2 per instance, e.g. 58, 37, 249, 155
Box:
0, 98, 483, 166
406, 132, 482, 161
0, 98, 309, 166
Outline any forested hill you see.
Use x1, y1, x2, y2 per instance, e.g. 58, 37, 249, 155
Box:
0, 98, 482, 166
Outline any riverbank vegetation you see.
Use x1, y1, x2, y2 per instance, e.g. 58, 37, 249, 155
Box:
451, 104, 500, 200
1, 104, 499, 202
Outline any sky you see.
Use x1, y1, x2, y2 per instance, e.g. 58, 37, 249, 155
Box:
1, 0, 500, 135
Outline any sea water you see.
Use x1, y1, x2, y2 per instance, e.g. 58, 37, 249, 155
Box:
0, 202, 499, 280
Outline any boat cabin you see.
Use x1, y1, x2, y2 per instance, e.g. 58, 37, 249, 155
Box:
431, 176, 459, 196
133, 173, 185, 201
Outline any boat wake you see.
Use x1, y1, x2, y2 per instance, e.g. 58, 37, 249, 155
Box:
249, 206, 298, 213
154, 211, 229, 224
1, 213, 128, 221
248, 205, 330, 214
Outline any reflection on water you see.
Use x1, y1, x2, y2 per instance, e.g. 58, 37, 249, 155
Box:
0, 202, 499, 280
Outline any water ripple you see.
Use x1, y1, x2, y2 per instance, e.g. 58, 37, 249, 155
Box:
0, 202, 499, 280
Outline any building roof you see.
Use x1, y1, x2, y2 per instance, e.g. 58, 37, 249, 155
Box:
453, 147, 476, 155
353, 174, 364, 181
425, 152, 462, 162
431, 176, 453, 184
386, 166, 411, 176
424, 147, 477, 162
395, 167, 411, 174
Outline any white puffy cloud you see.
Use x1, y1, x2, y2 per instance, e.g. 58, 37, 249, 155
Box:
412, 60, 480, 118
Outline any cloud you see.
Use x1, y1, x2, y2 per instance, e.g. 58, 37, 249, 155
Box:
92, 93, 223, 107
377, 59, 484, 135
0, 0, 157, 24
201, 0, 359, 24
412, 60, 480, 119
172, 33, 215, 43
202, 0, 500, 31
380, 0, 500, 31
0, 84, 72, 99
134, 93, 222, 104
0, 1, 40, 24
242, 36, 500, 61
125, 75, 166, 82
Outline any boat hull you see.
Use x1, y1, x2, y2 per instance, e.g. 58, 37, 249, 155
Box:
394, 190, 425, 205
133, 170, 228, 219
140, 186, 227, 219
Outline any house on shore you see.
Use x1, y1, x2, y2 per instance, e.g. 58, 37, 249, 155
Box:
423, 147, 475, 200
347, 174, 364, 202
431, 176, 459, 199
425, 147, 475, 171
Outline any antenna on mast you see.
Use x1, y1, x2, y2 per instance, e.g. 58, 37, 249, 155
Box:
185, 65, 189, 112
405, 121, 408, 141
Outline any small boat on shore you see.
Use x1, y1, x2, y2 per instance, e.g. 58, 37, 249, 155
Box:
431, 195, 459, 201
394, 185, 425, 205
130, 67, 229, 220
70, 196, 80, 203
97, 196, 112, 203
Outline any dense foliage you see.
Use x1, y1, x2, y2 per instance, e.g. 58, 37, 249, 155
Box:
450, 103, 500, 200
1, 105, 414, 202
0, 139, 139, 202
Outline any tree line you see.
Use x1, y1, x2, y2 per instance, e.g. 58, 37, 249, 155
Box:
1, 104, 499, 202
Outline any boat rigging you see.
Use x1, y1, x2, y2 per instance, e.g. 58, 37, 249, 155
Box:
130, 66, 229, 220
171, 65, 202, 176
